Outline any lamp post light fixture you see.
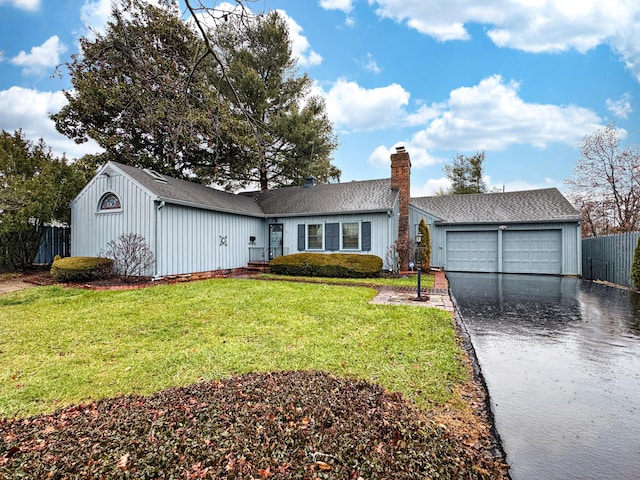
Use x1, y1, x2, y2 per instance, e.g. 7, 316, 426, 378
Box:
416, 231, 423, 299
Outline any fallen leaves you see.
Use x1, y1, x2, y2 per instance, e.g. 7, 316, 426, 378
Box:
0, 371, 508, 479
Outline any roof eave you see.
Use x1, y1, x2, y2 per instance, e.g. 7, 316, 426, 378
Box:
263, 208, 393, 218
435, 217, 582, 226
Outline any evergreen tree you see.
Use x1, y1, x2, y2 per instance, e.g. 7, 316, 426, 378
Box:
53, 0, 236, 182
211, 10, 339, 190
0, 130, 87, 271
52, 1, 339, 190
631, 235, 640, 290
443, 151, 487, 194
418, 218, 431, 272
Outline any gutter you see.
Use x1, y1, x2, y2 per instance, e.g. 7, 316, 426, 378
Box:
155, 197, 392, 219
435, 218, 582, 226
153, 200, 165, 279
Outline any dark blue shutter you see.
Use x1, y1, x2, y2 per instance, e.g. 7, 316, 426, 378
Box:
326, 223, 339, 251
362, 221, 371, 251
298, 224, 305, 251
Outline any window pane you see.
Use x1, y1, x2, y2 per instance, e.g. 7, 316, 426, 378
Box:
308, 224, 323, 249
342, 222, 359, 249
99, 193, 121, 210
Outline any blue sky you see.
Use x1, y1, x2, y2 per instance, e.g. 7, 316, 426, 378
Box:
1, 0, 639, 196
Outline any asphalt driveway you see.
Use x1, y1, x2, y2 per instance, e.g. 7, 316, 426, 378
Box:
448, 272, 640, 480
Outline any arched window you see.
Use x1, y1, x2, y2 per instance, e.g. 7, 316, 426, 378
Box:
98, 192, 122, 211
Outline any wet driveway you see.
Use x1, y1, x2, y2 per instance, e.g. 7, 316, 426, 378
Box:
448, 272, 640, 480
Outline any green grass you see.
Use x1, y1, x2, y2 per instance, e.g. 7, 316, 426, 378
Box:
257, 272, 434, 288
0, 278, 465, 418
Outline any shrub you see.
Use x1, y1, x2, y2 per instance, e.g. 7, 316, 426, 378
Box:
418, 218, 432, 272
270, 253, 383, 278
50, 256, 113, 283
101, 233, 155, 280
632, 235, 640, 290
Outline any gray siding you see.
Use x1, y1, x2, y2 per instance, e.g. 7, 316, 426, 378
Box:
155, 203, 263, 276
411, 203, 581, 275
272, 212, 394, 267
71, 170, 156, 275
433, 222, 581, 275
409, 206, 441, 237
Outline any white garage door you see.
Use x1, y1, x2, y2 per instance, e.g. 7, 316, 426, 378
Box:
446, 231, 498, 272
503, 230, 562, 274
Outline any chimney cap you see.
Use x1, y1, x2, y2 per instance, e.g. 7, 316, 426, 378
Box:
304, 175, 317, 188
395, 146, 406, 153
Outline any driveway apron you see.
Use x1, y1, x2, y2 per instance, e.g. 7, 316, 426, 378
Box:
448, 272, 640, 480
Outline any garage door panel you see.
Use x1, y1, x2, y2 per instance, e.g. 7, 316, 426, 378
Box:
503, 230, 561, 274
447, 231, 498, 272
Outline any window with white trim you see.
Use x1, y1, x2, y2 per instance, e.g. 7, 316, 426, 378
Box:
307, 224, 323, 249
98, 192, 122, 212
342, 222, 359, 249
298, 221, 371, 252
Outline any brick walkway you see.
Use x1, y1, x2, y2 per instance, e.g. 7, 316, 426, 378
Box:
370, 270, 454, 312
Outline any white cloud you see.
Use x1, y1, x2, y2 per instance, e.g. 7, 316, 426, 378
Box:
371, 0, 640, 81
79, 0, 113, 36
79, 0, 172, 38
277, 10, 323, 67
319, 0, 353, 13
405, 103, 443, 126
0, 0, 38, 11
411, 177, 452, 197
10, 36, 66, 76
606, 93, 633, 119
412, 75, 602, 151
361, 53, 381, 74
323, 79, 410, 131
368, 143, 443, 169
0, 86, 102, 159
495, 179, 550, 192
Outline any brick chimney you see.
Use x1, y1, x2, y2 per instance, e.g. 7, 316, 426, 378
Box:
391, 146, 411, 270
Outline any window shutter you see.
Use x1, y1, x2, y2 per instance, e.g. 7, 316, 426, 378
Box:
326, 223, 339, 251
298, 224, 306, 251
362, 221, 371, 251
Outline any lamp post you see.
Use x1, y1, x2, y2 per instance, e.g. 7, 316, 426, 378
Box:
416, 231, 423, 299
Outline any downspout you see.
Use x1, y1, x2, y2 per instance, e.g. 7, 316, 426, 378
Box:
153, 200, 165, 279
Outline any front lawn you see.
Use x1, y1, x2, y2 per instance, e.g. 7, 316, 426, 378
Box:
1, 278, 511, 479
0, 278, 463, 418
256, 272, 434, 288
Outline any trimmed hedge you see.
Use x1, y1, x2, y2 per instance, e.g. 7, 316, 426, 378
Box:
270, 253, 383, 278
50, 256, 113, 283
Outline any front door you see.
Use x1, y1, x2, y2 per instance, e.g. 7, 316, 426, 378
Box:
269, 224, 283, 260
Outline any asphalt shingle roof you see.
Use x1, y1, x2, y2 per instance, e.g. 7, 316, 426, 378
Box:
109, 162, 579, 224
252, 179, 397, 216
410, 188, 581, 224
109, 162, 396, 217
110, 162, 264, 217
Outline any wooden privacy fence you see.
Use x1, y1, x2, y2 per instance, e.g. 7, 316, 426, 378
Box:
34, 226, 71, 265
582, 232, 639, 288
